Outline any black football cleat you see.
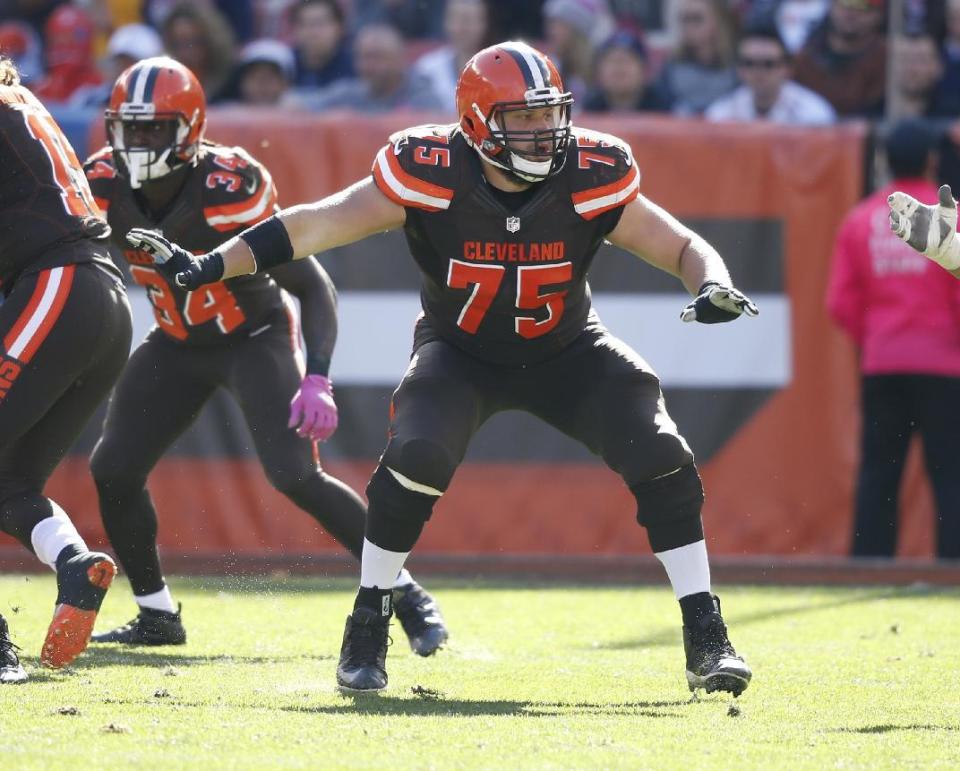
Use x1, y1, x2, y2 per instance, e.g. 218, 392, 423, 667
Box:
42, 551, 116, 668
683, 595, 752, 697
393, 581, 449, 657
1, 614, 27, 684
91, 603, 186, 646
336, 607, 391, 692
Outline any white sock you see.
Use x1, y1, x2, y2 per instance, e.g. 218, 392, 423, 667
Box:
360, 539, 410, 589
135, 585, 177, 614
393, 568, 414, 588
30, 503, 87, 571
655, 540, 712, 600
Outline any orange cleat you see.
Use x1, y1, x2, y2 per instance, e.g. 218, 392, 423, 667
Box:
41, 553, 116, 669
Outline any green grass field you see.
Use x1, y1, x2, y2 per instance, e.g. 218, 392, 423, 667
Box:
1, 576, 958, 770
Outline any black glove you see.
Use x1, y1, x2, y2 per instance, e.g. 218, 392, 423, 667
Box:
680, 281, 759, 324
126, 228, 224, 290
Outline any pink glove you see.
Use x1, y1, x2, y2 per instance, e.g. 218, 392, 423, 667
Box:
288, 374, 338, 442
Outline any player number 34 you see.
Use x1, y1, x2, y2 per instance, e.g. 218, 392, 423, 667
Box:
447, 260, 573, 338
129, 265, 245, 340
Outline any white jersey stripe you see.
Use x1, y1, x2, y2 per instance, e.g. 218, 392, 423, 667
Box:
7, 267, 63, 359
205, 182, 276, 226
375, 149, 451, 210
573, 173, 640, 216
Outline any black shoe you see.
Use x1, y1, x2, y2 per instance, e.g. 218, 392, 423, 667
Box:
393, 582, 448, 657
683, 596, 752, 697
91, 603, 186, 646
336, 607, 391, 692
42, 551, 116, 668
0, 615, 27, 684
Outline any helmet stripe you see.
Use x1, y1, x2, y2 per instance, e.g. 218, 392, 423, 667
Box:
126, 64, 145, 103
141, 65, 160, 103
129, 63, 156, 104
502, 45, 545, 91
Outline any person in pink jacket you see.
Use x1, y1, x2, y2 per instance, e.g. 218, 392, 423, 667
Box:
828, 119, 960, 560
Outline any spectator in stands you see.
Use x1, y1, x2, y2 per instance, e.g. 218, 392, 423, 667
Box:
792, 0, 886, 117
657, 0, 739, 116
69, 22, 164, 107
412, 0, 491, 113
306, 23, 444, 112
160, 1, 237, 102
32, 4, 103, 103
774, 0, 831, 53
827, 119, 960, 560
0, 0, 62, 39
144, 0, 254, 44
582, 30, 672, 113
705, 23, 835, 124
936, 0, 960, 110
891, 32, 960, 118
351, 0, 446, 39
544, 0, 615, 104
233, 37, 299, 106
289, 0, 354, 92
0, 20, 43, 84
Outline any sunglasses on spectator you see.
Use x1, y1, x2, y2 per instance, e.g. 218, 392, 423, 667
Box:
738, 57, 786, 69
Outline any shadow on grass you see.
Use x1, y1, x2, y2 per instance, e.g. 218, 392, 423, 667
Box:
281, 695, 692, 718
21, 648, 335, 671
835, 724, 959, 734
594, 587, 921, 650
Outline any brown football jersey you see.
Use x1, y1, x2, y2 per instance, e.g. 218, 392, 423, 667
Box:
371, 123, 640, 366
0, 84, 112, 289
85, 141, 288, 344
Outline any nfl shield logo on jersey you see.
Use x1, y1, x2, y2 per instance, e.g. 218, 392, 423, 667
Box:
505, 216, 520, 233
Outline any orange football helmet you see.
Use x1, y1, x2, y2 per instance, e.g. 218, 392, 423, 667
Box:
456, 41, 573, 183
105, 56, 206, 188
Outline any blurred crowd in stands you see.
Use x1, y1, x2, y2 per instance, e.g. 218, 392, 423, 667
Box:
0, 0, 955, 125
5, 0, 960, 189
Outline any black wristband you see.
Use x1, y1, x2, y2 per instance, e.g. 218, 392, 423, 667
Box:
239, 216, 294, 272
200, 251, 225, 283
306, 353, 331, 376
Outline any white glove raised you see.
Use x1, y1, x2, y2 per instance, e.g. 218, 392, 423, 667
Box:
888, 184, 960, 270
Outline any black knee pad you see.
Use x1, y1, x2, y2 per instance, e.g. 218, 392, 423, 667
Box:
365, 464, 439, 552
382, 436, 458, 494
630, 463, 705, 553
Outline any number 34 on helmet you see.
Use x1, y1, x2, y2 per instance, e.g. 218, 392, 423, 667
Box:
456, 41, 574, 183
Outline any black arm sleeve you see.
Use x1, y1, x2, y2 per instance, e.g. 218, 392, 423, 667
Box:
267, 256, 337, 376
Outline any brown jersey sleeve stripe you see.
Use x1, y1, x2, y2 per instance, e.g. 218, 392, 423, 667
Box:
371, 144, 453, 211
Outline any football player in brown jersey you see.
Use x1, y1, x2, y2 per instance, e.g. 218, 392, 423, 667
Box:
85, 58, 447, 656
0, 56, 133, 680
130, 43, 757, 696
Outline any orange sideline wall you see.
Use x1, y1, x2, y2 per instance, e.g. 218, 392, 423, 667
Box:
5, 113, 939, 560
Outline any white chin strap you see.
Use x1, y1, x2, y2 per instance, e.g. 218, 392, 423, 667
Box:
507, 153, 553, 182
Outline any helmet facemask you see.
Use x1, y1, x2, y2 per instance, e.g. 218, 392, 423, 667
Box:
106, 106, 199, 189
475, 88, 573, 183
